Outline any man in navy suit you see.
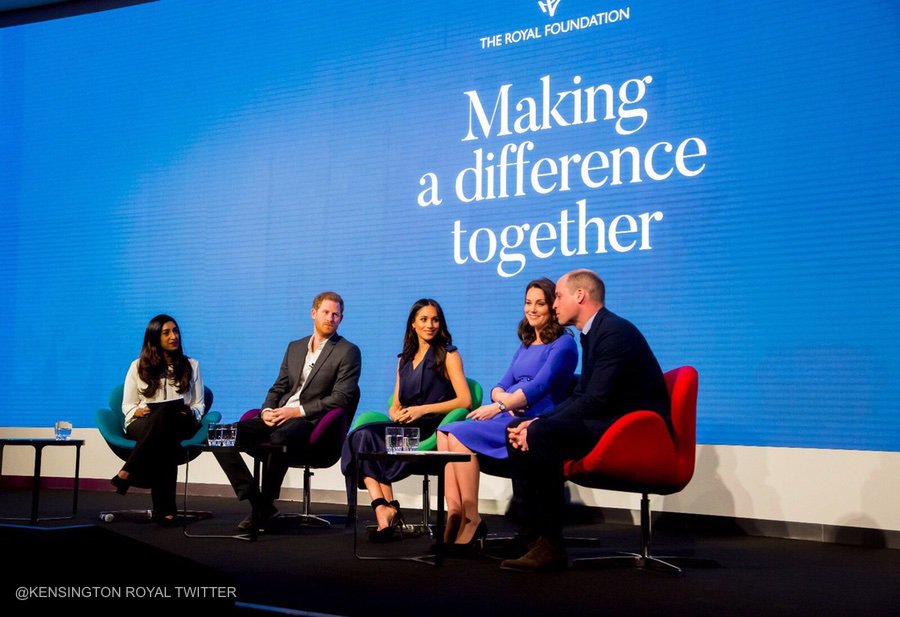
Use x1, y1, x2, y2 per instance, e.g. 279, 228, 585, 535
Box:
502, 270, 670, 571
215, 291, 361, 530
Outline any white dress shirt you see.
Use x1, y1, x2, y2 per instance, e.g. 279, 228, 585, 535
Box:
121, 358, 205, 427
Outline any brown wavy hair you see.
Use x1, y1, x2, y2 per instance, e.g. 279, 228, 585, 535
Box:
517, 278, 566, 346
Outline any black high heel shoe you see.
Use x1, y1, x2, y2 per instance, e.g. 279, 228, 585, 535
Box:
110, 474, 130, 495
368, 498, 403, 543
389, 500, 405, 528
450, 520, 488, 557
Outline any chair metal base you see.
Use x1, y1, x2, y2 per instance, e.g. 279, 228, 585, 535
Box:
402, 522, 434, 537
575, 552, 682, 574
271, 512, 347, 529
363, 521, 433, 538
567, 493, 720, 575
574, 552, 721, 574
263, 465, 348, 532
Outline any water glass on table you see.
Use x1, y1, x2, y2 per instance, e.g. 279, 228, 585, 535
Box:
385, 426, 420, 453
207, 423, 221, 446
385, 427, 402, 453
222, 423, 237, 447
401, 427, 420, 451
54, 420, 73, 441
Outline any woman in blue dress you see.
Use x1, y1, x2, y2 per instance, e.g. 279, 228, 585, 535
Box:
437, 278, 577, 549
343, 298, 471, 541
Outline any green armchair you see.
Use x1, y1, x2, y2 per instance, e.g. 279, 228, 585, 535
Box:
349, 378, 482, 530
350, 378, 483, 449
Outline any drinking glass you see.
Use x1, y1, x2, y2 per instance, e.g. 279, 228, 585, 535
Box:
54, 420, 73, 441
207, 423, 221, 446
385, 426, 403, 454
401, 427, 420, 451
223, 424, 237, 447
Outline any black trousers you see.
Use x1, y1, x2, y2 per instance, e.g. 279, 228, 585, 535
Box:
213, 415, 315, 507
124, 403, 199, 516
506, 416, 597, 545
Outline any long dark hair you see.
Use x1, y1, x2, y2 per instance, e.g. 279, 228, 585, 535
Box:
518, 278, 567, 346
400, 299, 453, 376
137, 314, 192, 397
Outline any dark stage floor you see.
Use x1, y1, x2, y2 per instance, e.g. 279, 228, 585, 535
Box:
2, 488, 900, 616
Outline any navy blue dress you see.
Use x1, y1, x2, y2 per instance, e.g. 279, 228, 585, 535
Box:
342, 345, 459, 487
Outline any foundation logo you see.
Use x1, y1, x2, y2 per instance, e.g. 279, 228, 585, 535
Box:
538, 0, 562, 18
478, 4, 630, 50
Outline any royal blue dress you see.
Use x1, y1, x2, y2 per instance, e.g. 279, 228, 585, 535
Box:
342, 345, 460, 487
439, 334, 577, 459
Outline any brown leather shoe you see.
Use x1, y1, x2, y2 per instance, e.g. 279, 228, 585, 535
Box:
499, 537, 567, 572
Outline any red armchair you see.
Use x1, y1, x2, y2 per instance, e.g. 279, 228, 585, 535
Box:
564, 366, 716, 574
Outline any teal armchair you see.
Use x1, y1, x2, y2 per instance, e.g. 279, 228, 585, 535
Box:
95, 383, 219, 522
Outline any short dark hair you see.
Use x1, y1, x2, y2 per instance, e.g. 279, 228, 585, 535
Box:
565, 269, 605, 303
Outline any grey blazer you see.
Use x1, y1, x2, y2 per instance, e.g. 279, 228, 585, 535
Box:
262, 334, 361, 420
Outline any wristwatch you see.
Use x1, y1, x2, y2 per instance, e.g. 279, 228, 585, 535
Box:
497, 400, 507, 412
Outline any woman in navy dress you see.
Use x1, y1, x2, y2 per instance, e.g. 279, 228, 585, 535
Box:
344, 298, 471, 540
437, 278, 577, 548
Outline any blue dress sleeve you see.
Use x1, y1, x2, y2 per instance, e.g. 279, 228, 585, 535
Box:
518, 334, 578, 407
495, 345, 525, 393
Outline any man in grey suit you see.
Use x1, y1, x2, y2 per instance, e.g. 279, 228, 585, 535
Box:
215, 291, 362, 530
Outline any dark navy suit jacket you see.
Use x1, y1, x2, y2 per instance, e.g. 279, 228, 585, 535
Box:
540, 307, 670, 437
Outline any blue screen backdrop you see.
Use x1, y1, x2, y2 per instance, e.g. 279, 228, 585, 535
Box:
1, 1, 898, 450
